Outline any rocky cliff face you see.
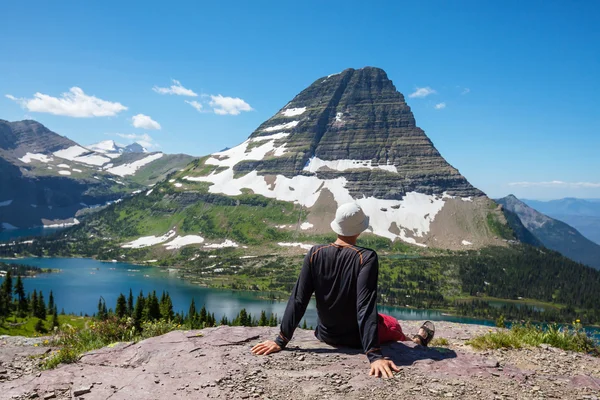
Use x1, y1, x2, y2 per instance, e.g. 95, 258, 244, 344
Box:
497, 195, 600, 269
181, 67, 506, 248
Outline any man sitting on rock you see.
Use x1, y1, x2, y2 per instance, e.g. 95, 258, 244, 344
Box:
251, 202, 435, 378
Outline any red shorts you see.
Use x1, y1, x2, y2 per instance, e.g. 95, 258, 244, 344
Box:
378, 313, 407, 343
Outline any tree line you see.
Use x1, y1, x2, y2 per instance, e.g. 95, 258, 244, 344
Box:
0, 270, 59, 331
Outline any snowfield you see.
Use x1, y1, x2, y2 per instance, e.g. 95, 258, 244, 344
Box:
54, 146, 111, 166
19, 153, 53, 164
278, 242, 314, 251
204, 239, 239, 249
43, 218, 80, 228
303, 157, 398, 173
106, 153, 164, 177
121, 229, 177, 249
300, 222, 314, 230
163, 235, 205, 250
281, 107, 306, 117
263, 121, 299, 132
58, 170, 72, 175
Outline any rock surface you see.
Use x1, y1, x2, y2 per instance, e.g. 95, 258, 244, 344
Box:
1, 321, 599, 399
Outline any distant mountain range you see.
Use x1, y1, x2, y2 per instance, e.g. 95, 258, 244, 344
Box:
498, 195, 600, 269
0, 119, 195, 232
523, 198, 600, 245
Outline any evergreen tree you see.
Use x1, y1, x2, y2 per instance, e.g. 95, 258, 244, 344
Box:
302, 319, 308, 329
115, 294, 127, 319
14, 276, 27, 317
160, 292, 174, 321
37, 291, 47, 320
147, 291, 161, 321
268, 313, 278, 327
199, 305, 207, 326
220, 315, 229, 326
258, 311, 268, 326
0, 270, 13, 318
60, 308, 65, 315
97, 298, 106, 320
127, 289, 134, 317
48, 290, 55, 313
51, 308, 59, 329
188, 298, 197, 329
34, 318, 46, 333
133, 292, 145, 331
30, 290, 38, 318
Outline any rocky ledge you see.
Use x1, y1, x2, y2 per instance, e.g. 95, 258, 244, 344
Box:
1, 321, 599, 399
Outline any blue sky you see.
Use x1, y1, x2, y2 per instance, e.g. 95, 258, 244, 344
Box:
1, 1, 599, 200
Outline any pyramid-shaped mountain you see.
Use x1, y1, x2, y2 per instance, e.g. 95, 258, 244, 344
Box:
183, 67, 508, 249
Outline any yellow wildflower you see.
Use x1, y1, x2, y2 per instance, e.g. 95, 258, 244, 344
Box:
576, 319, 581, 323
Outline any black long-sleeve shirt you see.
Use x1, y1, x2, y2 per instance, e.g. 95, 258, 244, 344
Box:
274, 243, 383, 363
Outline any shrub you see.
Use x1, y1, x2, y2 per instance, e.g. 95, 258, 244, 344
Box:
468, 322, 599, 356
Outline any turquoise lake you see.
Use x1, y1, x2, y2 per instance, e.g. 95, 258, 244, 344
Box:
1, 257, 599, 342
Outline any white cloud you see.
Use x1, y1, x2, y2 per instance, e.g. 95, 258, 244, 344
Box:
209, 94, 253, 115
152, 79, 197, 97
434, 102, 446, 110
461, 88, 471, 95
508, 181, 600, 188
5, 87, 127, 117
116, 133, 159, 149
185, 100, 204, 112
408, 87, 436, 98
132, 113, 161, 130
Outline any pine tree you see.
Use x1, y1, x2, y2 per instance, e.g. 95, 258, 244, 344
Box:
48, 290, 55, 313
199, 305, 207, 326
97, 298, 105, 320
188, 298, 197, 329
269, 313, 278, 327
31, 290, 38, 317
147, 291, 161, 321
160, 293, 174, 321
115, 294, 127, 319
302, 319, 308, 329
51, 307, 59, 329
14, 276, 27, 317
258, 311, 268, 326
0, 270, 13, 318
127, 289, 134, 317
220, 315, 229, 326
37, 291, 47, 320
133, 292, 145, 331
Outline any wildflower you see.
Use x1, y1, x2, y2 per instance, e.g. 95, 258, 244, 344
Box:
576, 319, 581, 324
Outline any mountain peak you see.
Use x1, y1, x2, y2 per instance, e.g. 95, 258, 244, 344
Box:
180, 68, 508, 248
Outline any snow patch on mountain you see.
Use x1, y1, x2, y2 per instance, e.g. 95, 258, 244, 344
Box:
204, 239, 239, 249
121, 229, 177, 249
281, 107, 306, 117
163, 235, 205, 250
278, 242, 314, 250
44, 218, 80, 228
106, 153, 164, 177
19, 153, 53, 164
58, 170, 71, 175
263, 121, 299, 132
303, 157, 398, 173
54, 145, 111, 166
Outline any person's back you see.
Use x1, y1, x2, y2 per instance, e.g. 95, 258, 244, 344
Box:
251, 202, 435, 378
308, 243, 377, 348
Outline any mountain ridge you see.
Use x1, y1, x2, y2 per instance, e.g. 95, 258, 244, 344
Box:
497, 194, 600, 269
0, 119, 195, 232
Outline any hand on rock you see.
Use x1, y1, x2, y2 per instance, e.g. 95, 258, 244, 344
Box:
251, 340, 282, 356
369, 359, 400, 378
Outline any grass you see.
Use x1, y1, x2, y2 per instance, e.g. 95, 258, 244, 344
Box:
468, 322, 600, 356
430, 337, 449, 346
0, 315, 89, 336
43, 317, 181, 369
